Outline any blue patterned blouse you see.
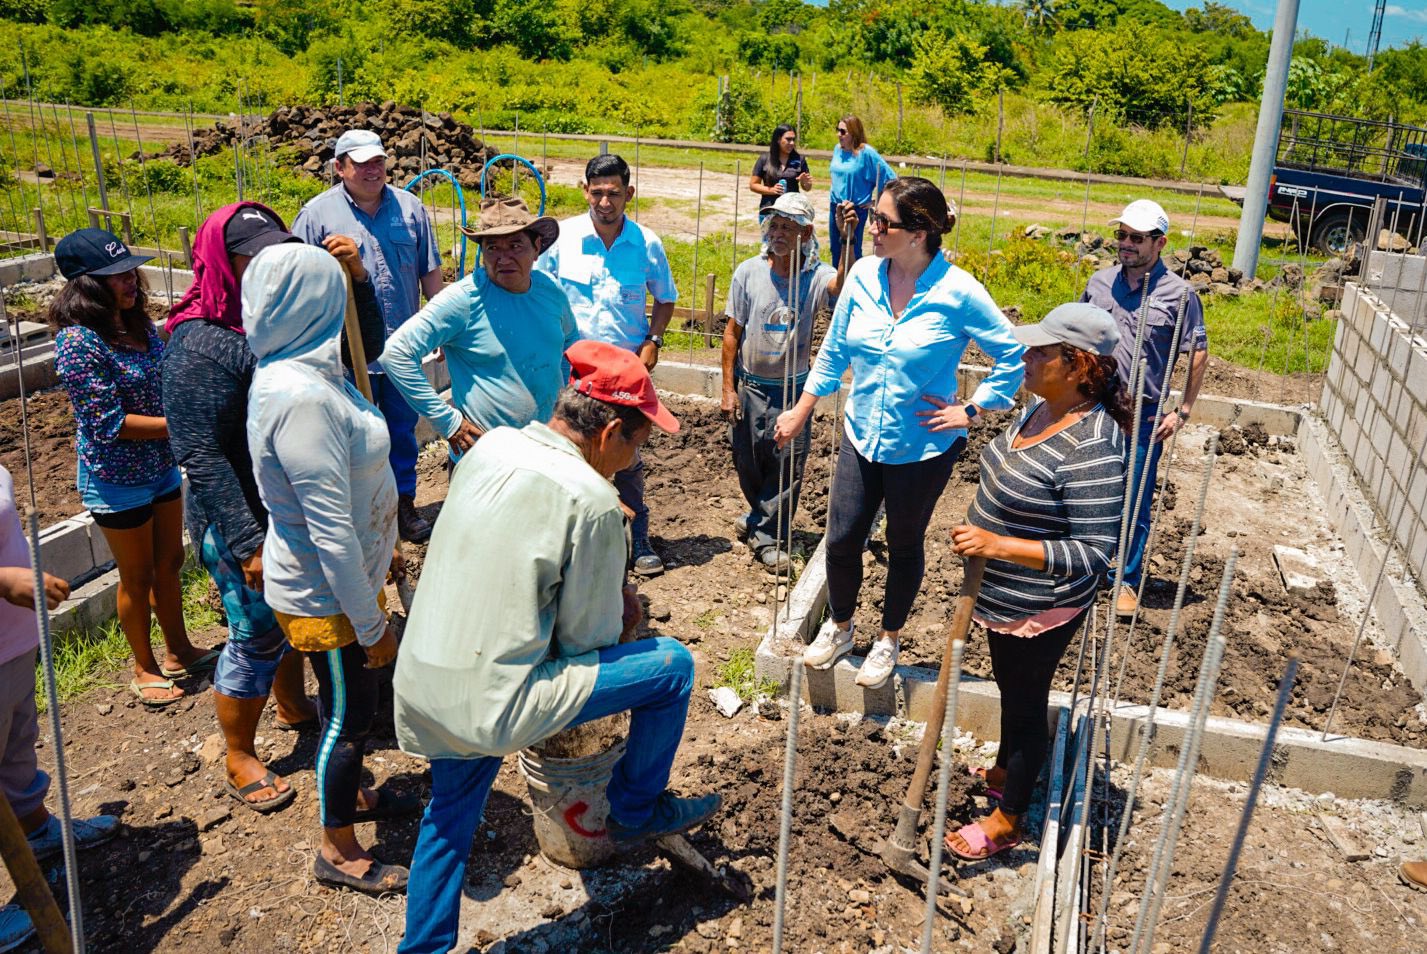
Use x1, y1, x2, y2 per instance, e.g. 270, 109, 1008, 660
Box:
54, 324, 175, 486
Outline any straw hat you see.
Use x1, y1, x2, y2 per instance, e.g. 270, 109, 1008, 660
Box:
460, 197, 559, 250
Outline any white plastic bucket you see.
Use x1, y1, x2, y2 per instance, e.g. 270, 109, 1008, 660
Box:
518, 739, 626, 868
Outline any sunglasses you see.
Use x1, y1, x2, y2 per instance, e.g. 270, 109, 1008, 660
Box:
836, 126, 848, 134
868, 212, 908, 232
1114, 229, 1155, 245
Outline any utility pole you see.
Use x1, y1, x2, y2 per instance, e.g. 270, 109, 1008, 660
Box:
1232, 0, 1301, 278
1367, 0, 1386, 72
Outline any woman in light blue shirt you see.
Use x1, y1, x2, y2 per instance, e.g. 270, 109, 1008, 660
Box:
828, 115, 897, 268
774, 177, 1024, 689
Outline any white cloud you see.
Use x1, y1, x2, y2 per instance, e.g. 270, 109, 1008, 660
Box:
1385, 4, 1427, 24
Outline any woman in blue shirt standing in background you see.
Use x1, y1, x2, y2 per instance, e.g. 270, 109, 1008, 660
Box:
774, 178, 1024, 690
49, 228, 214, 707
828, 115, 897, 267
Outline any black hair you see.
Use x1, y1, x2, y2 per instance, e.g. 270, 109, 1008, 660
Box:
768, 124, 797, 171
47, 271, 151, 348
881, 177, 955, 252
552, 386, 649, 440
1060, 345, 1133, 434
585, 154, 631, 186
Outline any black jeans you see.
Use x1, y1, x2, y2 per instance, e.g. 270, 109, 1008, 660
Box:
988, 606, 1088, 816
309, 642, 379, 829
730, 376, 809, 554
824, 432, 964, 632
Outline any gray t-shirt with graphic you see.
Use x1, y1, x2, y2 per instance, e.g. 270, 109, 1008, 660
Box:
728, 256, 836, 382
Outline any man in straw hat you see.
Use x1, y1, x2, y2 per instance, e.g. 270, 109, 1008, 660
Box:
379, 197, 580, 477
293, 129, 445, 542
394, 340, 720, 954
722, 193, 853, 572
538, 154, 679, 576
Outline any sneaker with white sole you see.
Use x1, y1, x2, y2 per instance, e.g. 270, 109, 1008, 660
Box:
854, 637, 899, 689
803, 619, 854, 669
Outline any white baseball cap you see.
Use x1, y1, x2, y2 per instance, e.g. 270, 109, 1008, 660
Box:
1110, 199, 1170, 236
333, 129, 387, 164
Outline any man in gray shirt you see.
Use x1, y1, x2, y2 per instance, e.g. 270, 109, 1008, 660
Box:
720, 194, 849, 570
1081, 199, 1209, 616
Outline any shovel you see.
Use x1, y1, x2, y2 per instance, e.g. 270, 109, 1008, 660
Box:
341, 272, 416, 615
877, 555, 985, 897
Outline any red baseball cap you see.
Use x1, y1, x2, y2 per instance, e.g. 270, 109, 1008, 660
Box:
566, 340, 679, 434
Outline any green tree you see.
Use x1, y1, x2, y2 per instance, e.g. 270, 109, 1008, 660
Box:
1183, 2, 1254, 39
252, 0, 340, 53
908, 31, 990, 115
1044, 23, 1217, 129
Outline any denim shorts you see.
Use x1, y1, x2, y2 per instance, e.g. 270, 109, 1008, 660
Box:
78, 460, 182, 528
199, 524, 288, 700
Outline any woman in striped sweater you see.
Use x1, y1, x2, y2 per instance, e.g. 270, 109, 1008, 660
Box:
944, 302, 1130, 861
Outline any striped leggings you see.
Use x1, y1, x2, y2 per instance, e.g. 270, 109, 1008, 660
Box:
309, 642, 378, 829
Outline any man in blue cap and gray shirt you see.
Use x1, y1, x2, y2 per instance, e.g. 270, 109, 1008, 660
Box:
293, 129, 444, 542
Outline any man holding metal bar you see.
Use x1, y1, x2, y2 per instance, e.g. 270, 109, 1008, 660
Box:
1080, 199, 1209, 616
293, 130, 445, 543
538, 154, 679, 576
721, 193, 852, 571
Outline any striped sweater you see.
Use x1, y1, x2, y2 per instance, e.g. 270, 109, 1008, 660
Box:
968, 403, 1126, 623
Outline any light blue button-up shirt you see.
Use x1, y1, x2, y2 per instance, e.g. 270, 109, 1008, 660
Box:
803, 253, 1025, 465
537, 213, 678, 352
378, 269, 580, 442
292, 183, 442, 340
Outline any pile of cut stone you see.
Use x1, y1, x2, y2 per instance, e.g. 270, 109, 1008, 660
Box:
153, 101, 500, 189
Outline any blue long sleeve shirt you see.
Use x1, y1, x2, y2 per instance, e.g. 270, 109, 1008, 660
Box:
803, 254, 1025, 465
378, 269, 580, 441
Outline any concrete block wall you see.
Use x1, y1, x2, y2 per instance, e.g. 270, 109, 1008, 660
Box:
1321, 282, 1427, 598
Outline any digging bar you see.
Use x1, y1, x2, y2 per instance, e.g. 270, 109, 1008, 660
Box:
878, 555, 985, 897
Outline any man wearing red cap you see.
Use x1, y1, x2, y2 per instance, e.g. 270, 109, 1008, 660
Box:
392, 340, 720, 954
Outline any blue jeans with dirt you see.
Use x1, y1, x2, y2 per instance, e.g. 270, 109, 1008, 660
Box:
397, 637, 694, 954
1120, 416, 1166, 591
200, 524, 290, 700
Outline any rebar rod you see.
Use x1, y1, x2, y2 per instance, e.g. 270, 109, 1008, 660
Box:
988, 163, 1002, 255
921, 638, 967, 954
1080, 98, 1097, 235
1187, 182, 1204, 246
128, 104, 170, 296
633, 131, 640, 221
953, 162, 967, 256
46, 103, 80, 231
1094, 436, 1220, 952
0, 86, 26, 234
1195, 654, 1298, 954
2, 294, 38, 515
775, 237, 802, 624
771, 660, 803, 954
64, 101, 92, 218
105, 109, 135, 226
1130, 547, 1238, 954
732, 159, 740, 273
184, 103, 202, 224
19, 46, 53, 229
690, 162, 703, 360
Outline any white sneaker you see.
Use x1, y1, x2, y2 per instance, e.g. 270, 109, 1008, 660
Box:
803, 619, 854, 669
855, 637, 899, 689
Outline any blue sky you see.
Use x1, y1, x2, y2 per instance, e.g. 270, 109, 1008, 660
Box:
1148, 2, 1421, 54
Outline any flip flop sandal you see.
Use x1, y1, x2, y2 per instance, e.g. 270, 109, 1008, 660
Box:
351, 788, 423, 824
273, 717, 319, 733
970, 766, 1004, 801
129, 678, 183, 708
312, 854, 409, 895
945, 821, 1023, 862
225, 770, 296, 814
160, 648, 222, 679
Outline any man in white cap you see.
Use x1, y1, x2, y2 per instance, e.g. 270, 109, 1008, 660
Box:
293, 129, 444, 543
721, 193, 852, 571
1080, 198, 1208, 615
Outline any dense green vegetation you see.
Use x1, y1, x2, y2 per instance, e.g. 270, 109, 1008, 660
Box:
2, 0, 1424, 183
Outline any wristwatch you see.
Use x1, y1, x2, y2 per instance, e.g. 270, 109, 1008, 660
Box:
964, 403, 980, 421
1176, 406, 1190, 421
645, 334, 664, 349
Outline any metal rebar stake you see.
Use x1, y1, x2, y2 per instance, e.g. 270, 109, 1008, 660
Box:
921, 639, 967, 954
1195, 654, 1299, 954
771, 660, 803, 954
689, 161, 704, 364
1129, 548, 1238, 954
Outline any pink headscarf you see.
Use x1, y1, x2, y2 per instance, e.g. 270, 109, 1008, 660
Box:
166, 201, 290, 335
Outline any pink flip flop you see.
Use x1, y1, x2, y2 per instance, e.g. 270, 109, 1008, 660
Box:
945, 821, 1022, 861
970, 766, 1004, 801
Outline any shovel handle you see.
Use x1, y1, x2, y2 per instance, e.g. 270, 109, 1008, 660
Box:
342, 271, 373, 402
903, 556, 986, 812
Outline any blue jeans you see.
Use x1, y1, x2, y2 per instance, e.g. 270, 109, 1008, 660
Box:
371, 372, 419, 498
199, 524, 289, 699
398, 637, 694, 954
613, 450, 650, 546
1121, 416, 1165, 590
830, 205, 869, 268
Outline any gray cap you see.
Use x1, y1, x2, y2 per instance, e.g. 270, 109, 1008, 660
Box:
1012, 303, 1119, 356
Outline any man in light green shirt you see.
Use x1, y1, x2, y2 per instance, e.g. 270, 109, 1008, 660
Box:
395, 340, 721, 954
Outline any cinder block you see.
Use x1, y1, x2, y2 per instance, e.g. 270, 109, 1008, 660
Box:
1370, 407, 1393, 451
1355, 342, 1378, 383
1370, 313, 1393, 352
1411, 529, 1427, 588
1389, 332, 1415, 379
1388, 439, 1412, 491
1408, 348, 1427, 406
1371, 364, 1392, 407
36, 519, 97, 583
76, 513, 113, 569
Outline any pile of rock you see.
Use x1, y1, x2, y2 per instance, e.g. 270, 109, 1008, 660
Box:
1165, 245, 1260, 295
154, 101, 501, 189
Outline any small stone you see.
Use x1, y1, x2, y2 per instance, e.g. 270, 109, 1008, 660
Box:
153, 805, 173, 821
829, 791, 842, 804
695, 920, 721, 939
198, 806, 231, 831
959, 897, 974, 915
137, 850, 152, 862
726, 917, 743, 939
198, 733, 225, 765
649, 604, 672, 622
502, 873, 522, 888
708, 687, 744, 718
96, 703, 113, 716
848, 888, 871, 903
539, 903, 562, 919
1373, 648, 1394, 667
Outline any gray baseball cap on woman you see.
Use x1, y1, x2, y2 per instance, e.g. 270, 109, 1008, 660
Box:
1012, 303, 1120, 356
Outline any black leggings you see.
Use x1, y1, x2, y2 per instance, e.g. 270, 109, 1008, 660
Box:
309, 642, 378, 829
988, 607, 1089, 816
824, 432, 964, 632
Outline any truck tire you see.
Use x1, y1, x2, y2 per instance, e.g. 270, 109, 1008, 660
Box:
1309, 211, 1366, 256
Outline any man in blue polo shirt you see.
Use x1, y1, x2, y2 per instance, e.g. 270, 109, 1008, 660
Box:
538, 154, 679, 576
293, 129, 444, 543
1081, 199, 1209, 617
